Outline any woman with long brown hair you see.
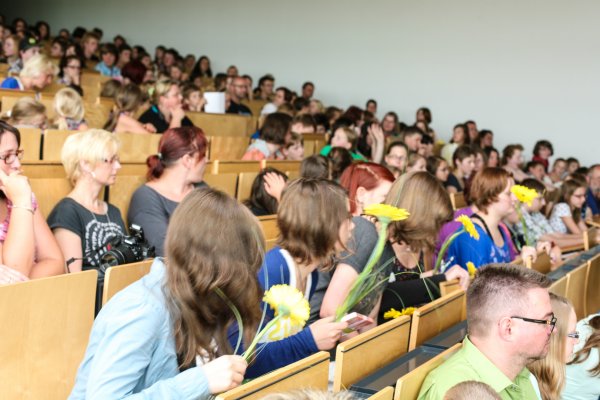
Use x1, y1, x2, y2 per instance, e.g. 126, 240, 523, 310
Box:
70, 188, 264, 398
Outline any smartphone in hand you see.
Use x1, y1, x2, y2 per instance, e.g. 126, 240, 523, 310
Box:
341, 312, 374, 334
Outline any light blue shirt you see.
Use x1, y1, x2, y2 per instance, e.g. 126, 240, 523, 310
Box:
69, 258, 210, 399
94, 62, 121, 77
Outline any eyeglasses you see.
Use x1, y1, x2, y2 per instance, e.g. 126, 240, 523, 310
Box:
511, 314, 557, 333
102, 155, 120, 164
567, 331, 579, 339
0, 149, 24, 164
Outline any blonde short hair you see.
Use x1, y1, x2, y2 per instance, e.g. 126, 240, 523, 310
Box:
20, 54, 58, 79
54, 88, 85, 129
61, 129, 120, 185
7, 97, 46, 127
151, 79, 177, 104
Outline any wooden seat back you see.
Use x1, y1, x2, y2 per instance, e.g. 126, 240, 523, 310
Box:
186, 112, 253, 136
449, 192, 467, 210
29, 177, 73, 218
0, 270, 98, 400
42, 129, 76, 161
408, 290, 466, 351
237, 171, 259, 201
216, 352, 330, 400
102, 259, 154, 306
333, 315, 412, 391
109, 175, 147, 224
203, 173, 238, 198
394, 343, 462, 400
209, 136, 249, 160
549, 275, 568, 297
565, 262, 589, 319
439, 279, 461, 297
525, 251, 552, 274
258, 214, 279, 251
585, 253, 600, 315
116, 132, 162, 163
19, 127, 42, 161
368, 387, 394, 400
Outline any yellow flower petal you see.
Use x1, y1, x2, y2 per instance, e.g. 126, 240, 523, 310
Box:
263, 285, 310, 328
399, 307, 416, 316
511, 185, 539, 207
364, 204, 410, 223
383, 307, 416, 319
466, 261, 477, 278
383, 308, 402, 320
455, 215, 480, 240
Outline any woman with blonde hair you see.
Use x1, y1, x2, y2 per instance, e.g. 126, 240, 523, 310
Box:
53, 87, 88, 131
6, 97, 47, 129
0, 121, 63, 283
137, 79, 194, 133
104, 83, 155, 133
47, 129, 126, 273
528, 293, 579, 400
0, 54, 58, 91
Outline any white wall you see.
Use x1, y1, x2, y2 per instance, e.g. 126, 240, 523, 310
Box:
5, 0, 600, 165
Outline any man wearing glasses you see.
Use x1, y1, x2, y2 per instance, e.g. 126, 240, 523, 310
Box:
419, 264, 554, 400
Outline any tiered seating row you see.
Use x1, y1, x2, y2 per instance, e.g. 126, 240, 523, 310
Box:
2, 247, 599, 400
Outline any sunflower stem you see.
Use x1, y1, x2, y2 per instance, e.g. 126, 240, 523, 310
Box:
434, 228, 465, 274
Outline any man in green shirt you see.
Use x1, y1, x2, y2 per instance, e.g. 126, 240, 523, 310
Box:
418, 264, 555, 400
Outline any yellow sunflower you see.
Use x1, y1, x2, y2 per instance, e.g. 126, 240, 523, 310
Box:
383, 307, 416, 320
263, 285, 310, 328
455, 215, 480, 240
364, 204, 410, 223
466, 261, 477, 278
511, 185, 539, 207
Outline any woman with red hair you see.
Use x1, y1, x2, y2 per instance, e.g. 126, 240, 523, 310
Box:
128, 126, 208, 256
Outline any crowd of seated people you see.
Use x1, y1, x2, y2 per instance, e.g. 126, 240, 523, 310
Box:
0, 15, 600, 399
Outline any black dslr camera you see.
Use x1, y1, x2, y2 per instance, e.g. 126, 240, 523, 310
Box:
100, 224, 155, 272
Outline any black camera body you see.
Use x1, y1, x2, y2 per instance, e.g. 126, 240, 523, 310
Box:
100, 224, 155, 272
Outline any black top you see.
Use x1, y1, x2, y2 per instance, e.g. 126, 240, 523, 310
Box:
226, 101, 252, 116
138, 105, 194, 133
47, 197, 126, 270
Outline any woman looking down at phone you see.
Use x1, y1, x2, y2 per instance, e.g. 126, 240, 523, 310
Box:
0, 121, 63, 284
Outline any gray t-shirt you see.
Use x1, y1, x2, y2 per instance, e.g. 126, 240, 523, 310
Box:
309, 216, 395, 322
127, 185, 178, 257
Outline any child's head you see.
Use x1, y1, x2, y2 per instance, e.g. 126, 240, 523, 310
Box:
182, 84, 202, 109
406, 151, 426, 173
54, 87, 85, 128
244, 168, 288, 215
261, 112, 292, 147
330, 127, 358, 151
282, 132, 304, 161
444, 381, 501, 400
560, 178, 587, 214
427, 156, 450, 183
115, 83, 145, 114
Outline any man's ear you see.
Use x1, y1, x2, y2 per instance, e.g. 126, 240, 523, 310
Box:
497, 316, 516, 342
